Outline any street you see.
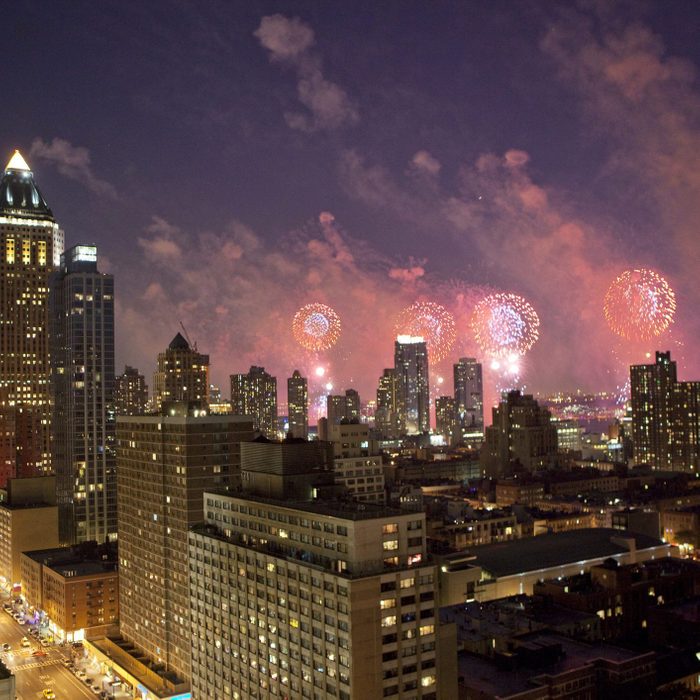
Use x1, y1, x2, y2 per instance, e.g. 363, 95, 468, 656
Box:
0, 601, 116, 699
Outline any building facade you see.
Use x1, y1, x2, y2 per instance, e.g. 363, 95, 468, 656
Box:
0, 151, 64, 485
152, 333, 209, 411
114, 365, 148, 416
394, 337, 430, 435
188, 492, 455, 700
230, 366, 278, 438
50, 244, 116, 544
376, 368, 402, 438
287, 370, 308, 439
435, 396, 457, 444
481, 391, 559, 477
116, 406, 254, 682
326, 389, 361, 425
453, 357, 483, 430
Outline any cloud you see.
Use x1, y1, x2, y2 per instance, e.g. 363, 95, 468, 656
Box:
255, 15, 358, 132
389, 265, 426, 284
29, 138, 117, 197
410, 150, 441, 176
137, 216, 184, 262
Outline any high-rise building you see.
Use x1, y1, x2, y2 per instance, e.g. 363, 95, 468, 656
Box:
394, 336, 430, 434
50, 244, 116, 544
326, 388, 361, 425
114, 365, 148, 416
230, 366, 278, 438
0, 151, 64, 485
287, 370, 308, 439
152, 333, 209, 410
481, 390, 559, 477
375, 368, 402, 438
116, 402, 254, 682
453, 357, 483, 429
631, 351, 699, 472
435, 396, 458, 444
188, 462, 457, 699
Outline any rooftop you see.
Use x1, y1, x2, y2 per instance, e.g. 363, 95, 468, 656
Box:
458, 632, 651, 697
0, 149, 54, 221
446, 528, 667, 577
209, 488, 420, 521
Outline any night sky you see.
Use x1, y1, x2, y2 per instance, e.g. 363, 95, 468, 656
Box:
3, 1, 699, 412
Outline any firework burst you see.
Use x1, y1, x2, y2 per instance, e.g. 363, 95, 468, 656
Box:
604, 268, 675, 341
292, 303, 341, 352
394, 301, 457, 363
470, 293, 540, 358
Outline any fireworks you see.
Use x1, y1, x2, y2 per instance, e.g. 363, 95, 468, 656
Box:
292, 303, 342, 352
394, 301, 456, 363
470, 293, 540, 358
604, 269, 676, 341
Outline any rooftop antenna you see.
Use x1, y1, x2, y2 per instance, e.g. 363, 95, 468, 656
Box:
179, 320, 197, 351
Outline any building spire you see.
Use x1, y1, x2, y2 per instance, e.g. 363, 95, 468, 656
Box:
5, 150, 30, 172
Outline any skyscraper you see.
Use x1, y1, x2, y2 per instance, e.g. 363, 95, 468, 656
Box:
453, 357, 483, 429
375, 368, 402, 438
114, 365, 148, 416
50, 244, 116, 544
230, 365, 278, 438
0, 151, 64, 485
152, 332, 209, 410
287, 370, 308, 439
631, 351, 699, 472
394, 336, 430, 434
117, 402, 254, 682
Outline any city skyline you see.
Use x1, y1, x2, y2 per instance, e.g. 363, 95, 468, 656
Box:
2, 2, 699, 408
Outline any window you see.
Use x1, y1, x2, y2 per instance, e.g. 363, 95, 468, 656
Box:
383, 540, 399, 551
380, 598, 396, 610
381, 616, 397, 628
382, 523, 399, 535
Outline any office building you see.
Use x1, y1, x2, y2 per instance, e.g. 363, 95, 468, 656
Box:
287, 370, 308, 439
50, 244, 116, 544
230, 366, 278, 438
631, 351, 700, 472
114, 365, 148, 416
152, 333, 209, 410
0, 151, 64, 485
394, 336, 430, 435
117, 403, 254, 682
326, 388, 361, 425
188, 470, 457, 699
375, 368, 402, 438
453, 357, 483, 429
481, 391, 559, 477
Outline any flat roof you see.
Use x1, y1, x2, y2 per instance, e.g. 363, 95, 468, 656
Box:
459, 632, 649, 697
206, 489, 419, 521
459, 528, 666, 578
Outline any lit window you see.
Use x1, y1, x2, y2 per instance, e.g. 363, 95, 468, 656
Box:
383, 540, 399, 551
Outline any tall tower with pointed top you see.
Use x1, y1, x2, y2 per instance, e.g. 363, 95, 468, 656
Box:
0, 150, 64, 485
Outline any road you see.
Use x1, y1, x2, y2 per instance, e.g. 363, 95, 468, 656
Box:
0, 602, 99, 699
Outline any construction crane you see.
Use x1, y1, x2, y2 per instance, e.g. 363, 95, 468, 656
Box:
179, 320, 197, 351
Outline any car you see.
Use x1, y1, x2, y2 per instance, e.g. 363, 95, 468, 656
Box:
1, 643, 9, 651
84, 677, 93, 684
32, 650, 47, 657
20, 639, 30, 648
100, 692, 109, 699
42, 690, 55, 700
40, 639, 50, 647
91, 687, 101, 695
76, 670, 86, 678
